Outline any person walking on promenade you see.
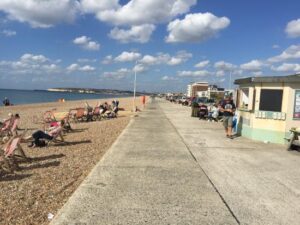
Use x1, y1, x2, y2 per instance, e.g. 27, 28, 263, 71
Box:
220, 94, 236, 139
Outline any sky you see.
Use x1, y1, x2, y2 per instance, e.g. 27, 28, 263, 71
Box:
0, 0, 300, 93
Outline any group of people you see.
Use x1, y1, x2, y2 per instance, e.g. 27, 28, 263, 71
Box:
197, 95, 236, 139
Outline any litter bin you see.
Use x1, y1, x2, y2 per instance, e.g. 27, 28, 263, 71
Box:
191, 103, 199, 117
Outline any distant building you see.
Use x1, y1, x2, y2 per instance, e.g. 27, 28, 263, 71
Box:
197, 84, 225, 99
234, 74, 300, 144
187, 82, 209, 97
187, 84, 192, 97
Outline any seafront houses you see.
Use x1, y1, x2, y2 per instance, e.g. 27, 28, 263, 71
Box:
234, 74, 300, 144
187, 82, 225, 99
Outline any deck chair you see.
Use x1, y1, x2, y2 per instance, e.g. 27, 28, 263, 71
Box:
92, 107, 101, 121
0, 117, 17, 137
0, 149, 13, 173
69, 108, 86, 123
47, 126, 65, 146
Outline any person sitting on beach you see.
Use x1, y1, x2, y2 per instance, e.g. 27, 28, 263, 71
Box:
2, 97, 10, 106
28, 120, 65, 147
207, 104, 219, 122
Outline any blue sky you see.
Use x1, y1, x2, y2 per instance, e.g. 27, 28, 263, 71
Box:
0, 0, 300, 93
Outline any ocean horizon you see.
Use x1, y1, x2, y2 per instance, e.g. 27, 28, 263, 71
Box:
0, 89, 131, 106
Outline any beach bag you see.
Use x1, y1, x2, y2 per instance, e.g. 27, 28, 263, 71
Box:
36, 140, 46, 147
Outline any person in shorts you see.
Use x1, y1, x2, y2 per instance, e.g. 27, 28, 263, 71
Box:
220, 95, 236, 139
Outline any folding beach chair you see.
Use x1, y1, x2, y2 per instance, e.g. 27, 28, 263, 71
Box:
92, 107, 101, 121
47, 126, 65, 146
0, 149, 13, 173
69, 108, 86, 123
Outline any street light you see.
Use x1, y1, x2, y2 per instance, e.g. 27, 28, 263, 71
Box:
133, 61, 137, 112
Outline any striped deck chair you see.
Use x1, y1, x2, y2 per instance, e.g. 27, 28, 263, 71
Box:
47, 126, 65, 146
92, 107, 101, 121
4, 136, 27, 160
0, 118, 14, 137
0, 149, 13, 173
69, 108, 86, 123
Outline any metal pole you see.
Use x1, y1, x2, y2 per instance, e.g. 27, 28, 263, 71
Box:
133, 61, 137, 112
229, 70, 232, 90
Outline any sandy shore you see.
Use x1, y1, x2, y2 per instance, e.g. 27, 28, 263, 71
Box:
0, 97, 143, 225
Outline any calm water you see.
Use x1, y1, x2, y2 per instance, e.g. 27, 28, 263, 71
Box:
0, 89, 130, 105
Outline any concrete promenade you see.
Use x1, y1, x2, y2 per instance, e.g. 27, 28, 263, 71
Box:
51, 99, 300, 225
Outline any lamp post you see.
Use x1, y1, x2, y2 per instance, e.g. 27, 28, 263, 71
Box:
133, 61, 137, 112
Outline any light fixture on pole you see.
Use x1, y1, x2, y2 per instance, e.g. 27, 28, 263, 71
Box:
133, 61, 137, 112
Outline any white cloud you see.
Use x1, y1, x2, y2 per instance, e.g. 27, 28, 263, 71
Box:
139, 51, 192, 66
268, 45, 300, 63
167, 51, 192, 66
109, 24, 155, 43
139, 55, 158, 65
161, 76, 178, 81
80, 0, 119, 13
0, 53, 61, 75
285, 19, 300, 38
101, 55, 113, 64
272, 44, 280, 49
73, 36, 100, 51
271, 63, 300, 73
195, 60, 210, 68
133, 64, 147, 73
0, 0, 80, 28
166, 12, 230, 43
177, 70, 212, 77
240, 60, 265, 71
67, 63, 95, 72
20, 53, 49, 63
97, 0, 196, 26
216, 70, 225, 77
115, 51, 141, 62
1, 29, 16, 36
103, 67, 131, 80
77, 58, 97, 63
214, 61, 236, 71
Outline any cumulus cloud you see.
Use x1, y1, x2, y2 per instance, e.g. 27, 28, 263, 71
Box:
166, 13, 230, 43
103, 68, 131, 80
0, 0, 80, 28
80, 0, 119, 13
115, 51, 141, 62
271, 63, 300, 73
240, 60, 265, 71
109, 24, 156, 43
0, 53, 61, 75
139, 51, 192, 66
101, 55, 113, 64
133, 63, 147, 73
1, 29, 16, 36
67, 63, 95, 72
73, 36, 100, 51
195, 60, 210, 68
285, 19, 300, 38
214, 61, 236, 71
97, 0, 196, 26
161, 76, 178, 81
268, 45, 300, 63
177, 70, 212, 77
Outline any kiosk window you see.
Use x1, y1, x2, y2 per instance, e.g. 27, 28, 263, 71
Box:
259, 89, 283, 112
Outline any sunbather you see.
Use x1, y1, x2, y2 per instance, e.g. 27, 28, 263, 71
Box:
28, 120, 65, 147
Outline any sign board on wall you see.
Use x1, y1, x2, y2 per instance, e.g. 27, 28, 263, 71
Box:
293, 90, 300, 119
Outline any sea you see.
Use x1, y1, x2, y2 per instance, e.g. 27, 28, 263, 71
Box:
0, 89, 130, 105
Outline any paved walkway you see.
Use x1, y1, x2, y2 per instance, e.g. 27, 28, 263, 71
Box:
51, 99, 300, 225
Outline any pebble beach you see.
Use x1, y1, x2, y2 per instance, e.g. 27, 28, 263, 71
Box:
0, 97, 143, 225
